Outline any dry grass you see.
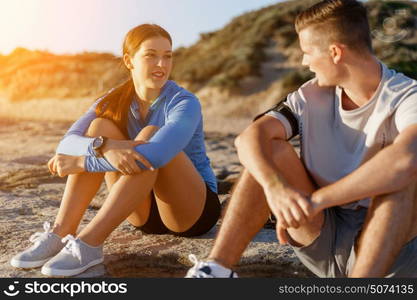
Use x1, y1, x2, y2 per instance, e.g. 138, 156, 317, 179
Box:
203, 115, 251, 135
0, 48, 128, 102
199, 81, 288, 134
0, 97, 95, 123
0, 96, 251, 134
199, 79, 286, 115
0, 73, 288, 134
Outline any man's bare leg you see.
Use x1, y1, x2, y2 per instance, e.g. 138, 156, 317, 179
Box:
209, 140, 322, 269
208, 169, 271, 268
350, 182, 417, 277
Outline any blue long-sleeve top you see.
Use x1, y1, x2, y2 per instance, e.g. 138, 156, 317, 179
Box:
56, 80, 217, 193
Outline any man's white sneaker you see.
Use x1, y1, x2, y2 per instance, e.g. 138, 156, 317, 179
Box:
185, 254, 238, 278
10, 222, 65, 268
41, 235, 103, 277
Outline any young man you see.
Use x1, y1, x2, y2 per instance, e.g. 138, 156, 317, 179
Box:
186, 0, 417, 278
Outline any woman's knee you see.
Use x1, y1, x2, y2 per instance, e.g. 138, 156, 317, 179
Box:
135, 125, 160, 142
125, 196, 153, 227
86, 118, 125, 139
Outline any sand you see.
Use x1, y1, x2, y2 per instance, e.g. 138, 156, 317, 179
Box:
0, 118, 311, 278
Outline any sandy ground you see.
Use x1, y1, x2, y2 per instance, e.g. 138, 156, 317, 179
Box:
0, 108, 310, 278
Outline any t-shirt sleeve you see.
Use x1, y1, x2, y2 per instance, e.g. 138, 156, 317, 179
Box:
254, 90, 302, 140
394, 93, 417, 132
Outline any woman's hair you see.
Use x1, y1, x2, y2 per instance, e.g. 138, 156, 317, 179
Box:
295, 0, 372, 54
95, 24, 172, 137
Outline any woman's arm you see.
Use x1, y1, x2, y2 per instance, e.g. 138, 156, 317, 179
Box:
84, 94, 202, 172
55, 98, 124, 173
55, 100, 100, 157
55, 97, 153, 173
136, 95, 201, 167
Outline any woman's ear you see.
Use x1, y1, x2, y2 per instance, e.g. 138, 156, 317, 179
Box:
123, 53, 133, 70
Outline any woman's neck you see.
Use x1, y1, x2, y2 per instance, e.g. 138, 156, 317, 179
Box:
134, 84, 161, 106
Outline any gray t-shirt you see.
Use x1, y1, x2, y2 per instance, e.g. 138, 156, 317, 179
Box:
267, 62, 417, 209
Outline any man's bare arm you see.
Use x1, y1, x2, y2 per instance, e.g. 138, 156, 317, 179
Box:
313, 124, 417, 210
236, 116, 313, 236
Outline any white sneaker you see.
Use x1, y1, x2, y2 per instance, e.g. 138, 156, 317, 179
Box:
185, 254, 238, 278
10, 222, 65, 268
41, 235, 103, 277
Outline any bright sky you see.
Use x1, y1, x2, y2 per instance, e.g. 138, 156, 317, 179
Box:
0, 0, 281, 56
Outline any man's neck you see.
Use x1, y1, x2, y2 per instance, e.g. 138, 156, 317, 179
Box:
339, 56, 382, 110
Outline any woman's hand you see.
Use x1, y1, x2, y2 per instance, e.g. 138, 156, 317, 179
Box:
101, 139, 153, 175
48, 154, 85, 177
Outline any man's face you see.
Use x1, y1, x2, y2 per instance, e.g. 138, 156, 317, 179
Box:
299, 27, 341, 87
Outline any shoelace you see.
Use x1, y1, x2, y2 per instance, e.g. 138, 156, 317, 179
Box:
187, 254, 214, 278
29, 221, 51, 243
61, 235, 82, 262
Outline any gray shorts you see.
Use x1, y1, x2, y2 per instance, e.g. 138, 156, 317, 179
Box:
291, 206, 417, 277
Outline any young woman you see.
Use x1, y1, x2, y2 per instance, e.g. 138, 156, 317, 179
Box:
10, 24, 220, 277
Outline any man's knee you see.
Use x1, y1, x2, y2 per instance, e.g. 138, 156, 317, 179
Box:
368, 182, 417, 241
237, 168, 260, 187
284, 211, 325, 247
372, 181, 416, 209
86, 118, 125, 139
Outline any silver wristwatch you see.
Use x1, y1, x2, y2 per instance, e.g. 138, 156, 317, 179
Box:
92, 136, 108, 157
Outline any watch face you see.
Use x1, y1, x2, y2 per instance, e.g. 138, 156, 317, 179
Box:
93, 137, 103, 149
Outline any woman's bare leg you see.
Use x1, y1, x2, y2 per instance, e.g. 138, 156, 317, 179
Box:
77, 142, 207, 244
52, 172, 105, 237
105, 124, 207, 231
52, 118, 154, 238
75, 121, 207, 245
77, 151, 207, 246
76, 124, 164, 245
105, 125, 159, 227
103, 150, 207, 235
51, 118, 122, 237
77, 170, 158, 246
153, 151, 206, 233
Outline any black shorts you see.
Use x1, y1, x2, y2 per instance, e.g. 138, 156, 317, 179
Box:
136, 184, 221, 237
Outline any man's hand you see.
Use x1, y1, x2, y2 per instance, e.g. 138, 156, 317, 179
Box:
101, 139, 153, 175
48, 154, 85, 177
264, 183, 316, 244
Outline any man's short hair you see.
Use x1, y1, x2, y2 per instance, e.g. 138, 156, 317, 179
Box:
295, 0, 373, 54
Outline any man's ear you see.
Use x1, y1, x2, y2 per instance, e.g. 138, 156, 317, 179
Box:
329, 43, 344, 64
123, 53, 133, 70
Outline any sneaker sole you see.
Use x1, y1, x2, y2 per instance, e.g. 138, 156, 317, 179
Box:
40, 257, 104, 277
10, 257, 52, 269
